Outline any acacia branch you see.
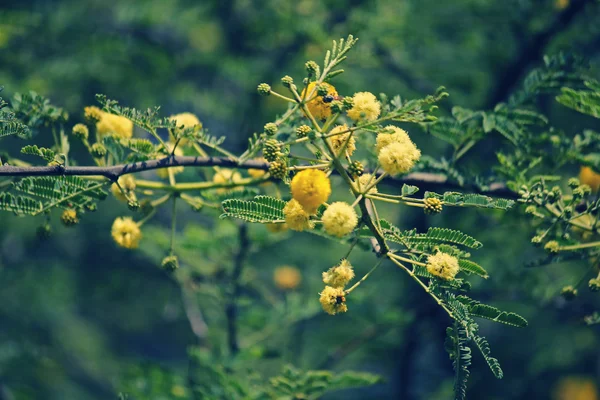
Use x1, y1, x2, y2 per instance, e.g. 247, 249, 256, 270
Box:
0, 156, 518, 198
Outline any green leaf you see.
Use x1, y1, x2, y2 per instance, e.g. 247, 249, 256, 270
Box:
432, 191, 514, 210
0, 192, 43, 216
458, 259, 488, 279
20, 145, 56, 162
401, 184, 419, 196
424, 227, 482, 249
473, 334, 503, 379
221, 195, 286, 223
556, 80, 600, 119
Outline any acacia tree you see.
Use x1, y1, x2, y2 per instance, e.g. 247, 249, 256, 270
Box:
0, 35, 599, 399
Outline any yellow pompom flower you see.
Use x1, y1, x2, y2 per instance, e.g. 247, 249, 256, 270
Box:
579, 166, 600, 193
355, 173, 378, 194
319, 286, 348, 315
111, 217, 142, 249
322, 259, 355, 288
156, 144, 185, 179
169, 112, 202, 145
111, 175, 136, 202
274, 266, 302, 290
378, 141, 421, 176
347, 92, 380, 122
283, 199, 313, 231
290, 169, 331, 214
94, 109, 133, 139
321, 202, 358, 237
302, 82, 338, 120
375, 126, 412, 153
213, 169, 243, 193
327, 124, 356, 156
426, 252, 460, 280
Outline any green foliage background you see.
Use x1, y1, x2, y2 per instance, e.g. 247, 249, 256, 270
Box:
0, 0, 599, 399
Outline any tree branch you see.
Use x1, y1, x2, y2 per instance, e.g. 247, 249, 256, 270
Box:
0, 156, 517, 198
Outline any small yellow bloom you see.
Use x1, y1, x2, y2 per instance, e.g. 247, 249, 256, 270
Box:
322, 259, 355, 288
327, 124, 356, 156
302, 82, 338, 120
554, 376, 598, 400
61, 209, 79, 227
321, 202, 358, 237
110, 175, 136, 202
375, 126, 412, 153
213, 169, 243, 193
283, 199, 313, 231
156, 144, 185, 179
274, 266, 302, 290
579, 166, 600, 193
111, 217, 142, 249
355, 173, 378, 194
378, 141, 421, 176
290, 169, 331, 214
169, 112, 202, 145
92, 108, 133, 139
347, 92, 380, 122
319, 286, 348, 315
426, 252, 460, 280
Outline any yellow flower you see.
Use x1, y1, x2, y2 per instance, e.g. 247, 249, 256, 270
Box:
213, 169, 243, 193
111, 217, 142, 249
84, 106, 103, 123
321, 202, 358, 237
327, 124, 356, 156
110, 175, 136, 202
283, 199, 313, 231
156, 144, 185, 179
319, 286, 348, 315
302, 82, 338, 120
61, 209, 78, 227
169, 112, 202, 145
93, 108, 133, 139
274, 266, 302, 290
426, 252, 460, 280
347, 92, 380, 122
355, 173, 378, 194
378, 141, 421, 176
554, 377, 598, 400
375, 126, 412, 153
579, 166, 600, 193
322, 259, 355, 288
290, 169, 331, 214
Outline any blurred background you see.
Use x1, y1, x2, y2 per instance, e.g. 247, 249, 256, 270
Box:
1, 0, 600, 399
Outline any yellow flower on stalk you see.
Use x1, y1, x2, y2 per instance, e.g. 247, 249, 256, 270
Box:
347, 92, 380, 122
356, 173, 378, 194
375, 126, 412, 153
321, 202, 358, 237
319, 286, 348, 315
327, 124, 356, 156
283, 199, 313, 231
156, 144, 185, 179
378, 141, 421, 176
426, 252, 460, 280
290, 169, 331, 214
274, 266, 302, 290
110, 175, 136, 202
579, 166, 600, 193
213, 169, 243, 193
89, 107, 133, 139
169, 112, 202, 145
301, 82, 338, 120
322, 259, 355, 288
111, 217, 142, 249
